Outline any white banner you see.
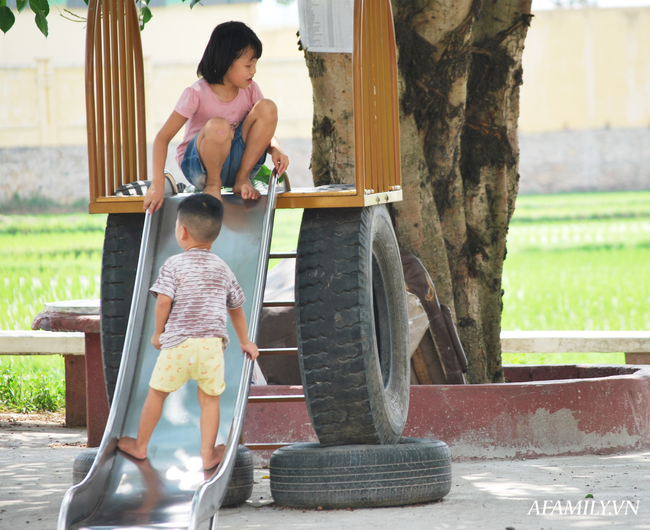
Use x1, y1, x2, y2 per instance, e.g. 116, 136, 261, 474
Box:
297, 0, 354, 53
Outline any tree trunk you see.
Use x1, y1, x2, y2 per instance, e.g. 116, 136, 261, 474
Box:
303, 0, 532, 384
461, 0, 533, 382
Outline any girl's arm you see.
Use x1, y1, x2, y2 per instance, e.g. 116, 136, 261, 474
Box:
268, 136, 289, 177
152, 294, 172, 350
144, 111, 188, 213
227, 306, 259, 361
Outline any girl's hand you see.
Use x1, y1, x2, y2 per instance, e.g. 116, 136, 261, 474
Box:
269, 146, 289, 177
240, 341, 259, 361
144, 183, 165, 213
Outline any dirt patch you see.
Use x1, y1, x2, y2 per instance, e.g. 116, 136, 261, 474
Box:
0, 412, 66, 427
49, 441, 87, 448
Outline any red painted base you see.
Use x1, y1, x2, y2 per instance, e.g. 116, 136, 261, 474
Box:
243, 365, 650, 464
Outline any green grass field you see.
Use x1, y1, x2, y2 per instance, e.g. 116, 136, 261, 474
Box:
502, 192, 650, 365
1, 191, 648, 410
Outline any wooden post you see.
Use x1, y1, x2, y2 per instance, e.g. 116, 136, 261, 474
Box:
64, 354, 87, 428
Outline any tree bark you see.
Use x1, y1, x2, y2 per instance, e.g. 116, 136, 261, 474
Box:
302, 0, 532, 384
461, 0, 533, 382
305, 53, 356, 186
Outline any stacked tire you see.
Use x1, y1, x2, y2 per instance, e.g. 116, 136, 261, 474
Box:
270, 206, 452, 509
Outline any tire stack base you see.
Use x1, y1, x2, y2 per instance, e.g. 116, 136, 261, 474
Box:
269, 438, 452, 509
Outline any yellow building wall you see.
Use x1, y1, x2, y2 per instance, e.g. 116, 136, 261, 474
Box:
520, 7, 650, 133
0, 3, 312, 148
2, 6, 650, 146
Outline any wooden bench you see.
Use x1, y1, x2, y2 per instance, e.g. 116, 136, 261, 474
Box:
501, 331, 650, 364
28, 300, 109, 447
0, 330, 86, 426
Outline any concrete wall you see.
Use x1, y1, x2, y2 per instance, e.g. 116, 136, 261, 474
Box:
519, 127, 650, 194
517, 7, 650, 194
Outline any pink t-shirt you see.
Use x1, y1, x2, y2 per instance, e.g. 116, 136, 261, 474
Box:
174, 78, 264, 166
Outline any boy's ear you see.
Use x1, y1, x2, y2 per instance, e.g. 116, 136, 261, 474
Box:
178, 224, 190, 240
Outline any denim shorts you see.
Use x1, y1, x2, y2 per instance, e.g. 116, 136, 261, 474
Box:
180, 120, 267, 190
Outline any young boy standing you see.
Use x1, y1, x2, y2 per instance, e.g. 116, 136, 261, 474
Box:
118, 194, 259, 470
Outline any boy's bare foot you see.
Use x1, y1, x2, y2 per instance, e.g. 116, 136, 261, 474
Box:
233, 179, 260, 200
203, 184, 222, 201
117, 436, 148, 460
202, 443, 226, 471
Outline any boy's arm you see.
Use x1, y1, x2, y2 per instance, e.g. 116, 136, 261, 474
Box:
268, 136, 289, 177
152, 294, 173, 350
227, 306, 259, 361
145, 111, 188, 213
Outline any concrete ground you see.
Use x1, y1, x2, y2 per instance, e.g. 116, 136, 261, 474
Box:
2, 414, 649, 530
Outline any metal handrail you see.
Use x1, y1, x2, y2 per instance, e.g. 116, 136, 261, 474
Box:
189, 170, 282, 530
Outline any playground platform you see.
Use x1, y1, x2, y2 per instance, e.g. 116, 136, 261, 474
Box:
1, 413, 648, 530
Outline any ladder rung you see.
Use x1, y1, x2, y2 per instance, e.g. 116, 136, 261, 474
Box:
248, 395, 305, 403
258, 347, 298, 356
269, 252, 297, 260
245, 443, 295, 451
263, 300, 295, 308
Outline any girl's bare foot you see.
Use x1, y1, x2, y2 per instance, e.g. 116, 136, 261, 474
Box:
202, 443, 226, 470
233, 178, 260, 200
203, 184, 222, 201
117, 436, 147, 460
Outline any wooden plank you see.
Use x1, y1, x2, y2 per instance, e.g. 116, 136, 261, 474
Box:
501, 331, 650, 353
0, 331, 85, 356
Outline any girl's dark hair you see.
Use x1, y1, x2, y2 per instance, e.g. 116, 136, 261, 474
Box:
197, 21, 263, 85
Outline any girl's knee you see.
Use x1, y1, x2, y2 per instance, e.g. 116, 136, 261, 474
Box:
253, 99, 278, 121
203, 118, 232, 143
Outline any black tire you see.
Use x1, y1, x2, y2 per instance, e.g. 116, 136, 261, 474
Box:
295, 206, 410, 446
221, 446, 255, 507
73, 447, 98, 485
100, 213, 145, 404
269, 438, 452, 509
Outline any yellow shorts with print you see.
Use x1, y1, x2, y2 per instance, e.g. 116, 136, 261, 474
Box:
149, 337, 225, 396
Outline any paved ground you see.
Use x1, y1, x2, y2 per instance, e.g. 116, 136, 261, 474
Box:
2, 414, 649, 530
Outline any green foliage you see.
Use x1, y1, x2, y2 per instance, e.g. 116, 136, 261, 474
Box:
0, 356, 65, 412
0, 3, 15, 33
0, 192, 88, 214
0, 0, 214, 35
138, 0, 152, 30
0, 214, 106, 330
511, 191, 650, 223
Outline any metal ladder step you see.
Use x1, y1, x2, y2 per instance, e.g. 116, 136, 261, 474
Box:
244, 442, 295, 451
258, 347, 298, 356
248, 395, 305, 403
269, 251, 296, 260
262, 300, 295, 308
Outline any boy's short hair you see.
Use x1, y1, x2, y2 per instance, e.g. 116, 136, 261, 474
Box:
177, 194, 224, 243
198, 21, 263, 85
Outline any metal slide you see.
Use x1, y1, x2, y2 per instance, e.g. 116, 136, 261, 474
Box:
58, 176, 280, 530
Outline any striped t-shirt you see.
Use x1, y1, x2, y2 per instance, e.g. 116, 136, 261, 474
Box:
150, 248, 246, 350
